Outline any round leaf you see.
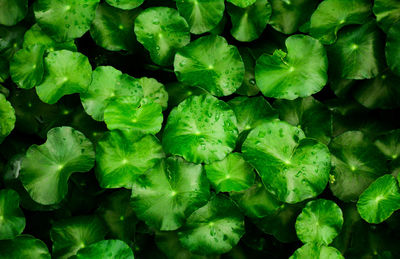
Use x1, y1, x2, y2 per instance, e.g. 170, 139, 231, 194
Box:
227, 0, 271, 42
357, 175, 400, 224
10, 44, 46, 89
95, 131, 165, 189
273, 96, 332, 145
227, 0, 256, 8
373, 0, 400, 32
74, 240, 134, 259
0, 235, 50, 259
374, 130, 400, 160
20, 126, 95, 205
138, 77, 168, 110
134, 7, 190, 66
174, 35, 245, 96
106, 0, 143, 10
205, 153, 255, 192
34, 0, 100, 42
0, 94, 16, 144
162, 94, 238, 164
90, 3, 140, 52
80, 66, 143, 121
329, 131, 387, 202
0, 189, 25, 240
295, 199, 343, 245
255, 34, 328, 100
308, 0, 372, 44
50, 216, 106, 259
268, 0, 319, 34
36, 50, 92, 104
327, 22, 385, 80
290, 243, 344, 259
178, 195, 245, 255
131, 157, 210, 231
176, 0, 225, 34
104, 99, 163, 135
0, 0, 28, 26
242, 120, 331, 204
386, 22, 400, 76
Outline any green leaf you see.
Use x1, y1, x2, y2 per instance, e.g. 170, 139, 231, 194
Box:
205, 153, 255, 192
95, 131, 164, 188
0, 59, 9, 83
329, 131, 387, 202
90, 3, 140, 52
357, 175, 400, 224
255, 34, 328, 100
227, 0, 256, 8
36, 50, 92, 104
104, 99, 163, 135
0, 189, 25, 240
80, 66, 143, 121
0, 24, 26, 60
74, 240, 134, 259
273, 96, 332, 145
178, 195, 245, 255
374, 130, 400, 160
50, 216, 106, 259
230, 179, 282, 218
165, 81, 207, 108
0, 0, 28, 26
242, 120, 331, 204
10, 44, 46, 89
138, 77, 168, 110
176, 0, 225, 34
131, 157, 210, 231
373, 0, 400, 32
0, 94, 16, 144
235, 48, 259, 96
162, 94, 238, 164
0, 235, 50, 259
20, 126, 95, 205
327, 22, 385, 80
309, 0, 372, 44
268, 0, 319, 34
34, 0, 100, 42
97, 190, 137, 243
174, 35, 244, 96
386, 22, 400, 76
227, 0, 271, 42
290, 243, 344, 259
105, 0, 143, 10
134, 7, 190, 66
295, 199, 343, 245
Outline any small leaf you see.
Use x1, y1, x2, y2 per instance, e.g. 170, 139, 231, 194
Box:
290, 243, 344, 259
227, 0, 256, 8
0, 94, 16, 144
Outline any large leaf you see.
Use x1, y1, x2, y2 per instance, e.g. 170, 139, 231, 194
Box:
178, 195, 245, 255
162, 94, 238, 164
95, 131, 164, 188
0, 189, 25, 240
0, 94, 15, 144
20, 127, 95, 205
0, 0, 28, 26
131, 157, 210, 231
80, 66, 143, 121
290, 243, 344, 259
255, 34, 328, 100
74, 240, 134, 259
308, 0, 372, 44
176, 0, 225, 34
295, 199, 343, 245
36, 50, 92, 104
134, 7, 190, 66
174, 35, 244, 96
357, 175, 400, 224
242, 120, 331, 204
329, 131, 387, 202
0, 235, 50, 259
50, 216, 106, 259
205, 153, 255, 193
227, 0, 271, 42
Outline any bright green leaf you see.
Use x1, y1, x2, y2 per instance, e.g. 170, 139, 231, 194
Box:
227, 0, 256, 8
0, 94, 16, 144
290, 243, 344, 259
74, 240, 134, 259
0, 0, 28, 26
106, 0, 143, 10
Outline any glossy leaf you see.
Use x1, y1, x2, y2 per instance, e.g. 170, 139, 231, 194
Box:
162, 94, 238, 164
227, 0, 256, 8
0, 189, 25, 240
74, 240, 134, 259
138, 77, 168, 110
105, 0, 143, 10
290, 243, 344, 259
131, 157, 210, 231
95, 131, 164, 188
255, 34, 328, 100
0, 94, 16, 144
0, 235, 50, 259
20, 127, 95, 205
242, 120, 331, 203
